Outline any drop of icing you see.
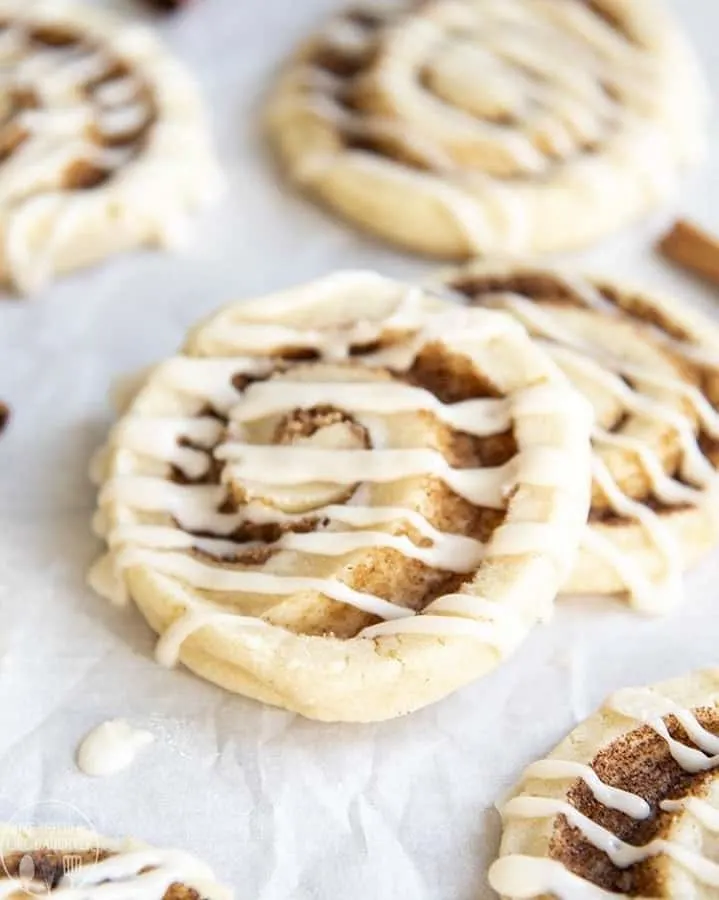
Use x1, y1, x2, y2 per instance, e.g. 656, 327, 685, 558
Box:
77, 719, 154, 777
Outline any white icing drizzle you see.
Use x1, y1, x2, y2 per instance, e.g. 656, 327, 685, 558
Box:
94, 75, 140, 107
114, 545, 417, 622
520, 759, 651, 819
661, 797, 719, 831
0, 12, 220, 292
96, 103, 150, 140
502, 795, 719, 877
593, 428, 701, 506
91, 286, 589, 663
591, 456, 683, 613
491, 686, 719, 897
191, 297, 487, 366
489, 855, 620, 899
0, 25, 149, 288
154, 605, 266, 669
98, 474, 482, 547
492, 293, 718, 490
358, 611, 511, 645
620, 364, 719, 441
109, 417, 223, 480
48, 846, 227, 900
360, 590, 529, 645
487, 291, 719, 478
216, 443, 568, 509
76, 719, 154, 777
281, 0, 704, 255
579, 528, 669, 616
549, 345, 716, 490
461, 279, 719, 613
109, 522, 486, 574
609, 687, 719, 769
233, 380, 513, 435
231, 378, 571, 435
153, 357, 275, 414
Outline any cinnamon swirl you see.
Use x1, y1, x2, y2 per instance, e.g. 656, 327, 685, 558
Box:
442, 262, 719, 615
0, 0, 222, 293
88, 271, 592, 722
267, 0, 706, 259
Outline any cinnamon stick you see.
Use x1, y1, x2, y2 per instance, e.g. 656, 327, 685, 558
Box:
658, 219, 719, 286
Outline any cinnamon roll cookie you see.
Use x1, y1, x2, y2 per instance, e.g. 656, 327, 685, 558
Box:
490, 669, 719, 899
0, 825, 229, 899
266, 0, 706, 259
89, 271, 592, 722
0, 1, 222, 293
442, 263, 719, 615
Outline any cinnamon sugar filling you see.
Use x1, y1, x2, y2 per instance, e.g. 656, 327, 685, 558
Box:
303, 3, 627, 176
274, 404, 370, 446
0, 20, 157, 191
450, 274, 592, 307
549, 709, 719, 895
597, 285, 695, 342
451, 271, 719, 525
582, 0, 634, 42
164, 350, 514, 636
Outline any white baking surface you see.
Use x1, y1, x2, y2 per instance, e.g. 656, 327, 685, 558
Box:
1, 0, 718, 896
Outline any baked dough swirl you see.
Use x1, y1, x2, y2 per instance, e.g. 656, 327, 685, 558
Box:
267, 0, 706, 258
491, 670, 719, 899
0, 0, 222, 293
89, 271, 592, 722
442, 262, 719, 615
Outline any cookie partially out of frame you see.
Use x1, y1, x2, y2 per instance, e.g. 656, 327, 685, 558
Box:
267, 0, 706, 259
0, 0, 222, 293
89, 271, 592, 722
443, 261, 719, 615
0, 824, 230, 900
491, 669, 719, 899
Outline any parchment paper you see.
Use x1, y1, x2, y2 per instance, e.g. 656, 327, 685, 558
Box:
1, 1, 719, 897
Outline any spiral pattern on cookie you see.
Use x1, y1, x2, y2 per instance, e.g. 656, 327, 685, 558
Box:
0, 0, 221, 292
443, 262, 719, 614
267, 0, 706, 258
490, 670, 719, 899
89, 271, 592, 722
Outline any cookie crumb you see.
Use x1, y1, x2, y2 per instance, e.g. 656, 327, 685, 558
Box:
142, 0, 192, 9
0, 401, 10, 436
